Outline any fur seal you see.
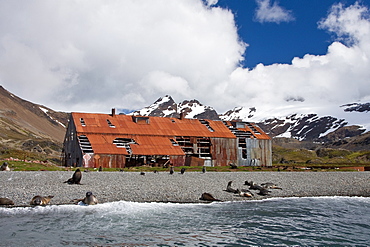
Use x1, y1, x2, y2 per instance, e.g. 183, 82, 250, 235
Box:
169, 166, 174, 175
225, 181, 238, 193
30, 195, 54, 206
236, 189, 254, 197
248, 181, 264, 191
73, 192, 98, 205
1, 162, 10, 171
257, 188, 271, 196
261, 182, 282, 190
202, 166, 206, 173
64, 168, 82, 184
244, 180, 252, 186
180, 168, 186, 174
140, 171, 145, 175
199, 193, 221, 202
0, 197, 14, 205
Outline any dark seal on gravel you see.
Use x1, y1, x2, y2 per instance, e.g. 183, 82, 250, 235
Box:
64, 169, 82, 184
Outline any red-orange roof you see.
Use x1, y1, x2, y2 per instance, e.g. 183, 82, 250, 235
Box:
72, 112, 236, 138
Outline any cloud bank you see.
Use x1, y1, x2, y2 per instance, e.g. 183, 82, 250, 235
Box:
0, 1, 369, 118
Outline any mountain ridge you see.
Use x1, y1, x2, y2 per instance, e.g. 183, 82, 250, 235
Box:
0, 86, 69, 155
128, 95, 370, 151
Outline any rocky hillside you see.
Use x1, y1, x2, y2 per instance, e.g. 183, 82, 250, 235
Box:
0, 86, 69, 155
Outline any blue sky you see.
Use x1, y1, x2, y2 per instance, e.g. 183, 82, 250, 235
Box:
216, 0, 365, 68
0, 0, 370, 121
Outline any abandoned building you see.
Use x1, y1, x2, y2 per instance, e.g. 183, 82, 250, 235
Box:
62, 109, 272, 168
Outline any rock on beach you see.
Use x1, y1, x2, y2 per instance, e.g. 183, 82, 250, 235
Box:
0, 171, 370, 207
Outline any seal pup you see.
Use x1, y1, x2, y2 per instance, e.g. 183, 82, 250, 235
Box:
180, 168, 186, 174
30, 195, 54, 206
169, 166, 174, 175
236, 189, 254, 197
0, 197, 14, 205
73, 192, 98, 205
225, 181, 238, 193
1, 162, 10, 171
199, 193, 221, 202
64, 168, 82, 184
140, 171, 145, 175
202, 166, 206, 173
261, 182, 282, 190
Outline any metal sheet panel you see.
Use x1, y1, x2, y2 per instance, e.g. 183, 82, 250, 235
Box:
210, 138, 238, 167
72, 112, 236, 138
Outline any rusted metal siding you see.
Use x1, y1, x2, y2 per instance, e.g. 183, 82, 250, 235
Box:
237, 138, 272, 166
62, 116, 84, 167
92, 154, 126, 169
170, 156, 186, 166
210, 137, 238, 167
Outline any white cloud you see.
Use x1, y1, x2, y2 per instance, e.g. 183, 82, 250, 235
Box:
254, 0, 295, 24
0, 0, 245, 113
0, 0, 369, 123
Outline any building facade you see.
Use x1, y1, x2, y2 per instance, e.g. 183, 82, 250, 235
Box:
62, 110, 271, 168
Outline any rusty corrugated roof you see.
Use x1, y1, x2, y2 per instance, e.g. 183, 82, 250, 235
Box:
72, 112, 236, 138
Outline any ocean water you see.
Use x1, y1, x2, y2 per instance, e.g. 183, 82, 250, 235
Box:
0, 197, 369, 246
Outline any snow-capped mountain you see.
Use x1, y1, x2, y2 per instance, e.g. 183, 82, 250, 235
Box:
131, 96, 369, 147
131, 95, 219, 120
223, 103, 369, 140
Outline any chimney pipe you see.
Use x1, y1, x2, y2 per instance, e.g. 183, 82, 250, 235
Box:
179, 111, 185, 120
111, 108, 116, 117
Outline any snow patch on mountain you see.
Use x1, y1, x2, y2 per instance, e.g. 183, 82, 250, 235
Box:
39, 106, 66, 128
131, 96, 219, 120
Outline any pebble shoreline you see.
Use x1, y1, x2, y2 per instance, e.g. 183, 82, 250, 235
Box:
1, 171, 370, 207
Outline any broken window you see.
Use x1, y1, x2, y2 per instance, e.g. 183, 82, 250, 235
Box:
113, 138, 137, 155
132, 116, 150, 124
78, 135, 93, 153
246, 123, 261, 134
196, 137, 212, 158
106, 119, 115, 128
80, 118, 86, 127
238, 138, 247, 159
169, 139, 179, 146
199, 119, 214, 132
175, 136, 193, 154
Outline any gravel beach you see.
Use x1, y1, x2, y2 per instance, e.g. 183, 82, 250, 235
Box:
1, 171, 370, 206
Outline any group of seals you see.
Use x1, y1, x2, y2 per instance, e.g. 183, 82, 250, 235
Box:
224, 181, 254, 197
1, 169, 98, 207
245, 180, 282, 196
